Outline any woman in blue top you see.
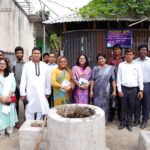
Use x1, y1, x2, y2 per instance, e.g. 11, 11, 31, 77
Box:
0, 58, 18, 138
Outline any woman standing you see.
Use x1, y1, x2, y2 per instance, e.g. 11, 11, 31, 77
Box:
0, 58, 18, 138
90, 53, 116, 125
72, 54, 92, 104
51, 56, 75, 106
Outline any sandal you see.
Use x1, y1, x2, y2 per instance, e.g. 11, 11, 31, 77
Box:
9, 133, 14, 138
0, 133, 5, 138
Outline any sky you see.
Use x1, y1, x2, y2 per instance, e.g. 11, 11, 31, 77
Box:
31, 0, 91, 18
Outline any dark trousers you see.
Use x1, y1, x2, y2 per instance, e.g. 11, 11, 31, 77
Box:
48, 95, 54, 108
120, 86, 138, 125
15, 88, 20, 116
109, 95, 121, 120
48, 87, 54, 108
135, 83, 150, 123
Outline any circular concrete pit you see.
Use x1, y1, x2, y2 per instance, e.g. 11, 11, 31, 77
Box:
47, 104, 108, 150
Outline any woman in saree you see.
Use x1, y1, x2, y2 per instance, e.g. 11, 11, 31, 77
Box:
72, 54, 92, 104
90, 53, 116, 125
51, 56, 75, 106
0, 58, 18, 138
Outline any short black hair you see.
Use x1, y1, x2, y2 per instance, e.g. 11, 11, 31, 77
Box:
96, 53, 106, 61
43, 53, 49, 57
0, 50, 4, 56
32, 47, 42, 53
76, 54, 89, 69
125, 49, 134, 55
113, 44, 122, 50
15, 46, 24, 53
0, 57, 10, 77
138, 44, 148, 51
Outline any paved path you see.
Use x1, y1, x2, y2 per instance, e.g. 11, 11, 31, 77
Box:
0, 101, 150, 150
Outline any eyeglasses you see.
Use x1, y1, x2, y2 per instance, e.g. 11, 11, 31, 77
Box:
0, 63, 6, 66
60, 61, 67, 63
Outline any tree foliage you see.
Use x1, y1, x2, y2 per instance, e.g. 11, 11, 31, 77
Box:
49, 33, 61, 54
78, 0, 150, 18
36, 10, 50, 20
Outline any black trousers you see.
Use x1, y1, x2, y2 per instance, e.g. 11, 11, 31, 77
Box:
120, 86, 138, 125
135, 83, 150, 123
109, 94, 121, 120
15, 88, 20, 116
48, 87, 54, 108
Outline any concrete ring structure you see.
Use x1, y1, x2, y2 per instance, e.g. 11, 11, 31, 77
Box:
47, 104, 107, 150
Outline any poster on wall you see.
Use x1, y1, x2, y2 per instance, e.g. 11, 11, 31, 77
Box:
107, 29, 132, 48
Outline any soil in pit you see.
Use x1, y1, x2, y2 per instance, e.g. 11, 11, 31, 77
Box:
57, 106, 95, 118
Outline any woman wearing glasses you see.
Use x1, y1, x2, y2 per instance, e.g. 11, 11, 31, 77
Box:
90, 53, 116, 125
0, 58, 18, 138
51, 56, 75, 106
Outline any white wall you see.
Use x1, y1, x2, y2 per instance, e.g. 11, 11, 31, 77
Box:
0, 0, 35, 61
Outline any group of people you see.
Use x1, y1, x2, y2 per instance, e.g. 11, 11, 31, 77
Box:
0, 43, 150, 138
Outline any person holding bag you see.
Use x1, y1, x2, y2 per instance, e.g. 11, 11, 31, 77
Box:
72, 54, 92, 104
0, 58, 18, 138
51, 56, 75, 106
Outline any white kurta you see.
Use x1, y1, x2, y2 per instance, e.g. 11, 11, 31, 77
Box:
20, 61, 51, 115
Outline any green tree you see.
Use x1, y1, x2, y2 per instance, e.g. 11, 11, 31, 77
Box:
36, 10, 50, 20
78, 0, 150, 18
49, 33, 61, 55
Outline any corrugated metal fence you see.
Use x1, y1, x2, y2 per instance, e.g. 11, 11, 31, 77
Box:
63, 29, 149, 68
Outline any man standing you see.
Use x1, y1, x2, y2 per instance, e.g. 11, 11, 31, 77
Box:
134, 45, 150, 129
108, 44, 124, 122
48, 52, 58, 107
48, 52, 58, 72
108, 44, 124, 69
20, 47, 51, 120
43, 53, 49, 64
117, 49, 143, 131
12, 46, 25, 128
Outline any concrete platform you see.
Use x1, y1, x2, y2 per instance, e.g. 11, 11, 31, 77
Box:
138, 130, 150, 150
19, 120, 47, 150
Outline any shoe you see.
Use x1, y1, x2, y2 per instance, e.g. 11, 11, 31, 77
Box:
133, 121, 140, 126
15, 122, 20, 129
109, 116, 114, 122
9, 133, 14, 138
127, 124, 132, 131
140, 122, 146, 129
118, 123, 125, 130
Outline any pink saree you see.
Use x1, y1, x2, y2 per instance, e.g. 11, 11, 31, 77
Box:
72, 65, 92, 104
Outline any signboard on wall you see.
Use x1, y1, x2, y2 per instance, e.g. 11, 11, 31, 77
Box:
107, 29, 132, 48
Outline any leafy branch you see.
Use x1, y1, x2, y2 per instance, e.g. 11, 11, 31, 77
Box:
78, 0, 150, 18
49, 33, 61, 54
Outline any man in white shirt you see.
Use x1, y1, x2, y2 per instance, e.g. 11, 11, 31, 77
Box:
48, 52, 58, 73
48, 52, 58, 107
20, 47, 51, 120
134, 45, 150, 129
117, 49, 143, 131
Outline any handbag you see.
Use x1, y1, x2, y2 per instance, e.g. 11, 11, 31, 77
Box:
6, 96, 18, 105
10, 96, 18, 103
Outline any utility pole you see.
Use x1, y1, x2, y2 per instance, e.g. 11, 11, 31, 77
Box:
42, 4, 46, 54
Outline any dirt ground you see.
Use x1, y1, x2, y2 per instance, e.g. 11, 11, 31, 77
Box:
0, 101, 150, 150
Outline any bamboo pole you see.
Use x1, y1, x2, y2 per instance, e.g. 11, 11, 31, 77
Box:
128, 17, 149, 27
35, 115, 47, 150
